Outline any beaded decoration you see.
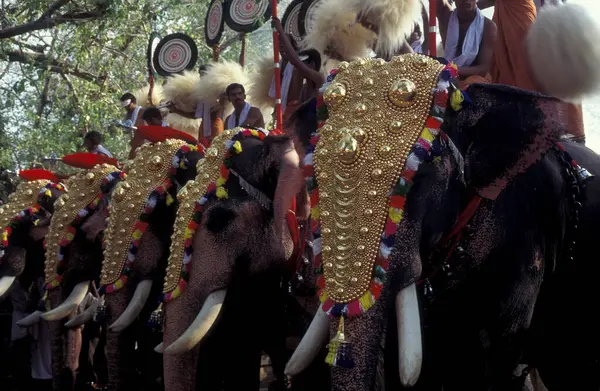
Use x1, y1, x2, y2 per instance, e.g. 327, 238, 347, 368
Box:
161, 128, 269, 302
0, 180, 62, 264
304, 54, 459, 367
44, 165, 121, 289
99, 141, 201, 294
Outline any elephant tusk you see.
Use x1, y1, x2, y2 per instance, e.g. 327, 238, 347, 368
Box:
108, 279, 153, 333
0, 276, 16, 299
284, 303, 330, 377
396, 283, 423, 387
163, 289, 227, 355
65, 297, 99, 328
154, 342, 164, 354
41, 281, 90, 321
16, 310, 44, 327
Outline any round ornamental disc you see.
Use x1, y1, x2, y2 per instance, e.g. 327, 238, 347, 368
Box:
282, 0, 303, 43
147, 32, 162, 78
153, 33, 198, 77
205, 0, 225, 47
299, 0, 321, 36
224, 0, 272, 33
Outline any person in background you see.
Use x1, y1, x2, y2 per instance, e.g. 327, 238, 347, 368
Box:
224, 83, 265, 129
478, 0, 585, 143
83, 131, 113, 158
119, 92, 143, 128
142, 106, 167, 127
270, 19, 325, 126
437, 0, 497, 88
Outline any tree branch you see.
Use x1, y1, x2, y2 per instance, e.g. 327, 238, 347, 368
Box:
0, 2, 109, 40
2, 49, 108, 87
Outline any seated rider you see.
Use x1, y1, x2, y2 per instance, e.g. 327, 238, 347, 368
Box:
224, 83, 265, 130
437, 0, 497, 88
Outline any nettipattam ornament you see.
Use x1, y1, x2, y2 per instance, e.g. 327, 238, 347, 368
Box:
100, 139, 199, 293
44, 163, 121, 289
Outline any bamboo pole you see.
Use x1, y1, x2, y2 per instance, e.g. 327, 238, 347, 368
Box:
271, 0, 283, 131
429, 0, 437, 56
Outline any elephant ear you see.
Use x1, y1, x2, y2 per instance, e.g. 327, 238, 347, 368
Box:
449, 84, 566, 200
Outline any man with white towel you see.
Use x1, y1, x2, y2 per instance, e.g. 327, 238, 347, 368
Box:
437, 0, 497, 88
224, 83, 265, 130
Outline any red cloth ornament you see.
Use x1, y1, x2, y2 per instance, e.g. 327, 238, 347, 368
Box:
136, 125, 199, 145
61, 153, 120, 169
18, 169, 60, 183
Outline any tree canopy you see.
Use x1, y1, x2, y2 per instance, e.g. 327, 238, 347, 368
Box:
0, 0, 276, 171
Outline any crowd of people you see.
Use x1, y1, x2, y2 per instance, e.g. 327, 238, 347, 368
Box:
0, 0, 591, 390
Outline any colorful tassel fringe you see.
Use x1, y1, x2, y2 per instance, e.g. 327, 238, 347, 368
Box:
325, 317, 354, 369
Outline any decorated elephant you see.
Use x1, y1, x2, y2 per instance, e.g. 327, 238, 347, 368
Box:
150, 127, 304, 390
94, 136, 203, 391
0, 170, 65, 300
13, 159, 124, 390
283, 45, 600, 391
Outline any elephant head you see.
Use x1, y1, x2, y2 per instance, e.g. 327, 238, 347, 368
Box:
96, 139, 203, 391
282, 53, 582, 391
0, 171, 65, 299
156, 127, 302, 390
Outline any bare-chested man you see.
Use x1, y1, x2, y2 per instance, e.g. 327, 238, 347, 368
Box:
437, 0, 497, 88
271, 19, 324, 119
224, 83, 265, 130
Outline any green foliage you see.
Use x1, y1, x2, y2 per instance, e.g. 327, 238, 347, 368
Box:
0, 0, 278, 171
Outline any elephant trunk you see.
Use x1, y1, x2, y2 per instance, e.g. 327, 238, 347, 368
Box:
41, 280, 90, 321
0, 276, 16, 298
395, 283, 423, 387
108, 279, 153, 333
105, 285, 139, 390
65, 295, 99, 328
163, 289, 227, 355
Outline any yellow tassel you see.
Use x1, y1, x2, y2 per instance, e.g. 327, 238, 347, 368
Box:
166, 194, 174, 206
232, 141, 242, 154
388, 207, 403, 224
216, 186, 228, 199
44, 190, 52, 197
311, 207, 320, 220
358, 291, 375, 311
451, 89, 464, 111
319, 291, 328, 303
216, 176, 226, 187
420, 128, 435, 142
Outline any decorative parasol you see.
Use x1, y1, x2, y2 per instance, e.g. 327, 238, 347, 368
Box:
152, 33, 199, 77
135, 125, 199, 146
282, 0, 303, 43
205, 0, 226, 47
298, 0, 321, 37
224, 0, 272, 33
18, 169, 60, 183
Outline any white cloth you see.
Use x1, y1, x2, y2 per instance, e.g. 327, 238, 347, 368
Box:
226, 102, 252, 129
444, 8, 485, 67
30, 278, 52, 380
123, 106, 142, 129
93, 144, 113, 158
269, 62, 295, 113
196, 101, 213, 137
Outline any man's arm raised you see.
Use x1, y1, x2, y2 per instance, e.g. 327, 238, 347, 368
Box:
457, 18, 497, 78
272, 17, 325, 87
436, 0, 455, 46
